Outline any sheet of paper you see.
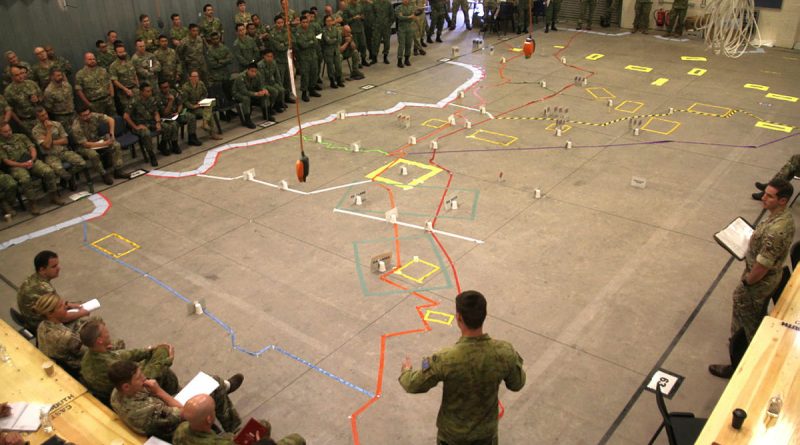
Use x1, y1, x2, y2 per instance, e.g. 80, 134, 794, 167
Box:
0, 402, 51, 431
198, 98, 215, 107
174, 371, 219, 405
67, 298, 101, 313
143, 437, 172, 445
715, 217, 753, 260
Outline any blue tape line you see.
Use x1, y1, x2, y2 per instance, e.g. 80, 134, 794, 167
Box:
84, 237, 371, 398
273, 345, 375, 397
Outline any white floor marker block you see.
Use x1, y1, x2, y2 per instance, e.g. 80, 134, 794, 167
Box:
280, 180, 288, 190
430, 140, 438, 150
447, 115, 456, 125
351, 142, 360, 152
534, 189, 542, 199
242, 168, 255, 181
451, 199, 458, 210
313, 134, 322, 143
541, 80, 547, 88
337, 110, 347, 119
408, 136, 417, 145
400, 165, 408, 176
631, 176, 647, 189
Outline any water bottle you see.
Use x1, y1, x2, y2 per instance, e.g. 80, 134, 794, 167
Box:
0, 344, 10, 363
40, 407, 53, 433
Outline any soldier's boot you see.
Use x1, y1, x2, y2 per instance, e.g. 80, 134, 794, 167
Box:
26, 199, 41, 216
576, 23, 582, 30
404, 56, 411, 66
398, 58, 404, 68
551, 21, 558, 31
427, 34, 434, 44
171, 141, 182, 155
302, 91, 310, 102
114, 169, 128, 179
436, 33, 443, 42
102, 171, 114, 185
158, 140, 171, 156
383, 54, 390, 64
330, 79, 339, 89
545, 23, 550, 33
413, 48, 419, 56
755, 182, 768, 191
188, 134, 203, 146
1, 201, 15, 220
338, 78, 346, 87
50, 191, 70, 206
421, 38, 427, 47
285, 94, 296, 104
418, 48, 426, 56
370, 55, 378, 65
146, 149, 159, 167
310, 89, 321, 98
243, 115, 257, 129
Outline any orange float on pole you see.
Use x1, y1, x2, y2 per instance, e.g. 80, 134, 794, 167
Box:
523, 37, 535, 59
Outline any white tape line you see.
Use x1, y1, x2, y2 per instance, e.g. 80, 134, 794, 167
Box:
333, 208, 485, 244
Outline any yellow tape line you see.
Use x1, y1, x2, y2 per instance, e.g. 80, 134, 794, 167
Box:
625, 65, 653, 73
765, 93, 798, 102
687, 68, 707, 76
585, 53, 605, 60
424, 310, 455, 326
681, 56, 707, 61
651, 78, 669, 86
91, 233, 141, 259
744, 84, 769, 91
755, 122, 793, 133
466, 129, 518, 147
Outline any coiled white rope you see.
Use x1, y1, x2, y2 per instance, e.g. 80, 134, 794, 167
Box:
697, 0, 762, 58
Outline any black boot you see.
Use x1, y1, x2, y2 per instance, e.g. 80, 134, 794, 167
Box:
330, 80, 339, 89
310, 89, 321, 97
398, 58, 404, 68
413, 48, 419, 56
421, 39, 427, 47
436, 34, 442, 43
243, 116, 256, 129
158, 140, 171, 156
404, 56, 411, 66
338, 79, 345, 87
545, 24, 550, 33
147, 150, 158, 167
427, 35, 434, 44
171, 141, 182, 154
755, 181, 768, 191
551, 22, 558, 31
418, 48, 426, 56
188, 134, 202, 146
383, 54, 390, 64
302, 91, 310, 102
370, 56, 378, 65
285, 95, 296, 104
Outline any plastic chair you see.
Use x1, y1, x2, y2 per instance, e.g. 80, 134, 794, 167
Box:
790, 241, 800, 271
648, 384, 706, 445
113, 115, 140, 159
9, 308, 36, 343
208, 82, 240, 130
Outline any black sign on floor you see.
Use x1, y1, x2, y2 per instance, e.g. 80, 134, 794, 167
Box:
645, 369, 684, 399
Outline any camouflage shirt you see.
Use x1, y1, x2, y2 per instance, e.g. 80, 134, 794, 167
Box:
109, 59, 139, 89
156, 88, 181, 116
257, 60, 282, 86
234, 12, 253, 25
155, 47, 182, 82
180, 81, 209, 108
75, 66, 112, 100
126, 94, 160, 124
399, 334, 526, 443
170, 26, 189, 45
15, 273, 55, 327
2, 61, 33, 91
37, 318, 89, 371
81, 347, 154, 402
180, 36, 207, 68
232, 72, 264, 99
96, 49, 116, 69
31, 61, 56, 89
136, 27, 160, 52
268, 27, 290, 60
206, 44, 234, 83
43, 80, 75, 115
0, 94, 9, 114
110, 387, 182, 438
4, 79, 42, 119
51, 56, 72, 79
32, 120, 69, 152
131, 52, 161, 85
172, 422, 306, 445
72, 112, 111, 144
746, 208, 795, 273
200, 17, 224, 41
232, 36, 261, 69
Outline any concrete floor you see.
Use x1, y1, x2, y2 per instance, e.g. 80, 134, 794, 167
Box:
1, 21, 799, 445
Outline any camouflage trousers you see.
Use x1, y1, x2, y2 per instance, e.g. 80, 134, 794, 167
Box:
43, 146, 86, 180
413, 15, 427, 50
88, 141, 123, 171
51, 114, 76, 135
451, 0, 471, 27
438, 433, 497, 445
0, 173, 17, 206
372, 24, 392, 57
140, 346, 180, 396
89, 96, 116, 117
9, 161, 58, 198
209, 375, 241, 432
323, 50, 343, 83
182, 108, 217, 136
236, 94, 269, 118
731, 270, 781, 342
773, 154, 800, 182
115, 88, 140, 114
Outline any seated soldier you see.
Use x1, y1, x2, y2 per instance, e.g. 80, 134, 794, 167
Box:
232, 62, 272, 129
157, 80, 183, 154
0, 121, 67, 215
123, 82, 176, 166
31, 107, 93, 186
109, 360, 243, 440
72, 105, 126, 182
79, 319, 179, 405
0, 172, 17, 221
16, 250, 90, 332
341, 25, 365, 81
257, 50, 287, 115
173, 394, 306, 445
33, 292, 100, 378
180, 70, 222, 145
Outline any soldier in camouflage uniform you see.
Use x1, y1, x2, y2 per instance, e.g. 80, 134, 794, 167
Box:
256, 50, 287, 113
709, 179, 796, 379
753, 154, 800, 200
109, 46, 140, 113
44, 45, 72, 80
75, 53, 116, 117
31, 47, 57, 90
206, 32, 234, 89
294, 16, 322, 103
233, 63, 271, 128
412, 0, 428, 56
360, 0, 376, 64
232, 23, 261, 71
43, 68, 76, 132
269, 16, 296, 104
3, 51, 32, 92
0, 122, 66, 215
0, 172, 17, 219
123, 83, 169, 165
80, 320, 180, 405
235, 0, 253, 25
371, 0, 394, 64
173, 395, 306, 445
576, 0, 596, 30
155, 36, 183, 85
109, 361, 243, 440
343, 0, 371, 67
396, 0, 416, 68
181, 71, 222, 145
516, 0, 531, 33
136, 15, 160, 52
399, 290, 526, 444
16, 251, 88, 331
180, 25, 209, 82
200, 4, 225, 42
32, 108, 89, 184
450, 0, 472, 29
307, 10, 325, 87
341, 25, 366, 80
156, 80, 183, 154
95, 40, 116, 69
665, 0, 688, 37
33, 293, 91, 378
322, 17, 345, 89
0, 86, 12, 123
132, 39, 162, 92
170, 14, 190, 48
72, 105, 125, 182
252, 15, 271, 44
247, 23, 268, 54
4, 65, 42, 135
427, 0, 447, 43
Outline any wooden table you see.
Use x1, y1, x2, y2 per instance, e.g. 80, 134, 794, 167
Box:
696, 316, 800, 444
0, 320, 145, 444
773, 266, 800, 323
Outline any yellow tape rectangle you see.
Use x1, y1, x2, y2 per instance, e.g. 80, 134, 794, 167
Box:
553, 45, 565, 49
625, 65, 653, 73
545, 122, 572, 133
585, 53, 605, 60
91, 233, 141, 259
744, 84, 769, 91
755, 122, 793, 133
422, 118, 449, 129
424, 310, 455, 326
585, 87, 616, 99
765, 93, 799, 103
641, 117, 681, 136
687, 103, 733, 118
681, 56, 707, 61
615, 100, 644, 114
365, 159, 443, 190
651, 78, 669, 86
393, 257, 441, 284
687, 68, 707, 76
466, 129, 518, 147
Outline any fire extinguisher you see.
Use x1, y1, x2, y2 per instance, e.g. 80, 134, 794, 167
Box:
655, 8, 669, 27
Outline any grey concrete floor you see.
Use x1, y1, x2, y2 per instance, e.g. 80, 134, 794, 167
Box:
2, 21, 799, 445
